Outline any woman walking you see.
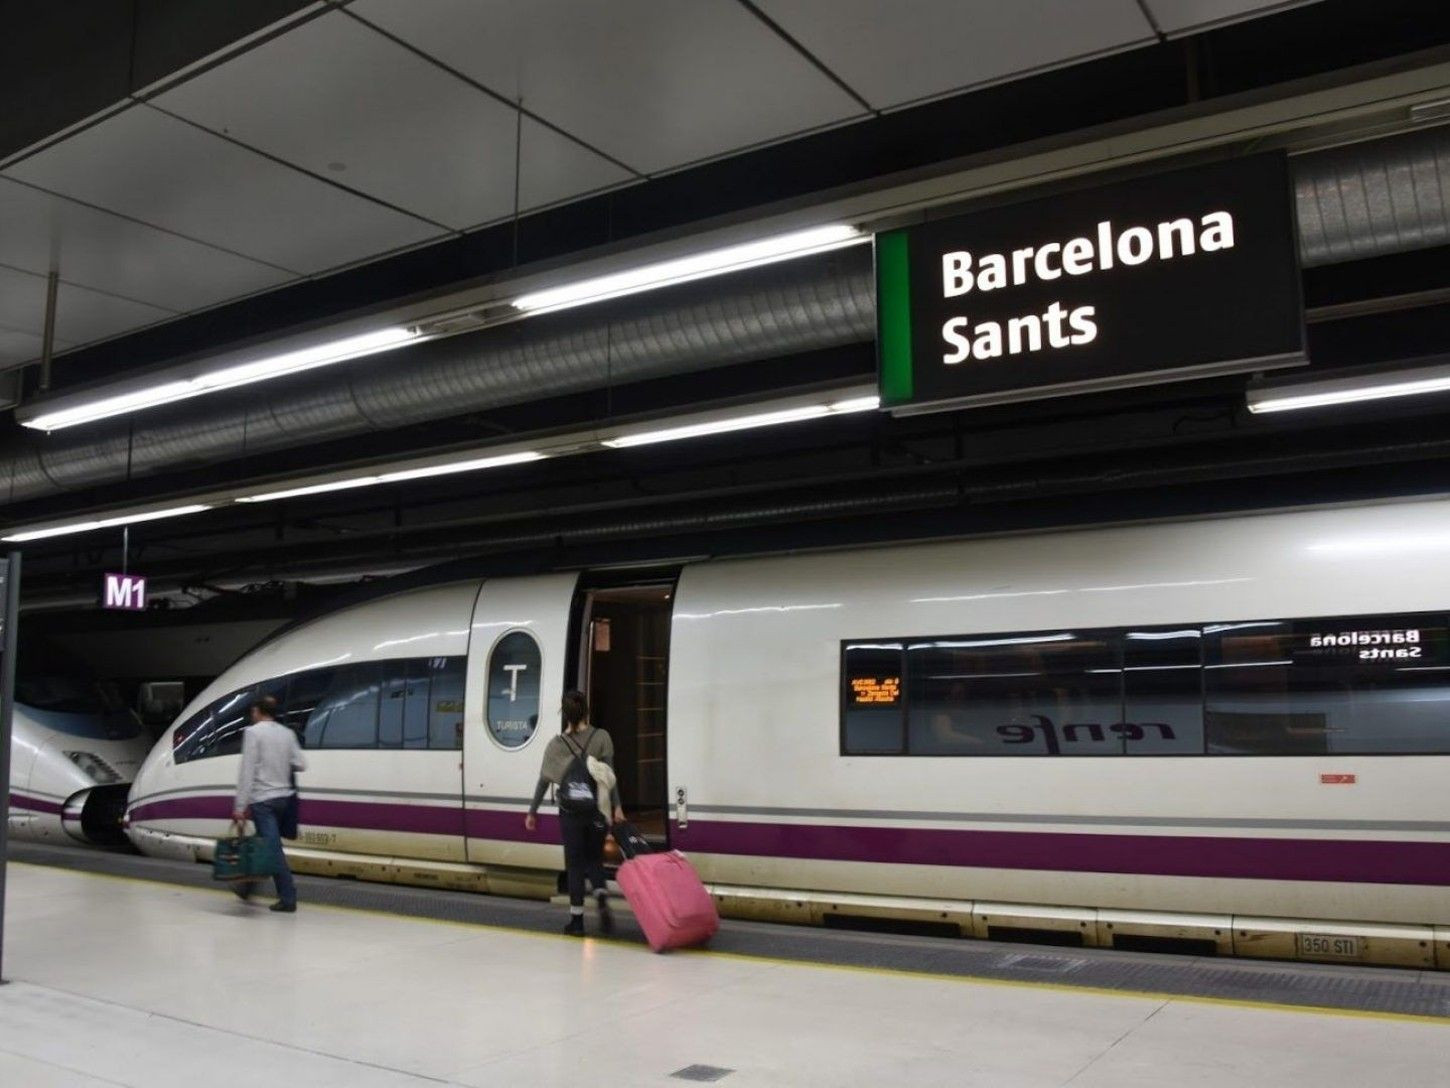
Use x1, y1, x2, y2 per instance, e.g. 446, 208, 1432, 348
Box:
524, 690, 625, 935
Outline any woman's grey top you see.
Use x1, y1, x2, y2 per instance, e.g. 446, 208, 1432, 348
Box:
528, 726, 622, 815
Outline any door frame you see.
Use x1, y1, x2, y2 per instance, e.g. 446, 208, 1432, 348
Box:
564, 567, 680, 839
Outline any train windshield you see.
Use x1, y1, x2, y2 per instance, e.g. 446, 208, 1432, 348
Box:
18, 675, 140, 739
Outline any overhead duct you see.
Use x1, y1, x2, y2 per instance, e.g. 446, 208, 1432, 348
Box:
5, 126, 1450, 507
0, 253, 875, 505
1295, 123, 1450, 267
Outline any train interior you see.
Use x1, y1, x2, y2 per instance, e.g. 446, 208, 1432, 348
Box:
577, 583, 674, 848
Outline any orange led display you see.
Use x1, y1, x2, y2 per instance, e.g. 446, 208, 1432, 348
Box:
851, 676, 901, 705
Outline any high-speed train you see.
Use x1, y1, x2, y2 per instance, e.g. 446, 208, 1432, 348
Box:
10, 667, 151, 846
127, 496, 1450, 968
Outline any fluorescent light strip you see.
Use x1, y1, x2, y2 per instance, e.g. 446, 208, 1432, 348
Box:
377, 450, 543, 483
235, 477, 382, 503
1247, 366, 1450, 414
8, 388, 876, 539
22, 226, 865, 432
603, 394, 878, 449
3, 504, 212, 543
21, 327, 421, 432
512, 225, 866, 315
236, 450, 546, 503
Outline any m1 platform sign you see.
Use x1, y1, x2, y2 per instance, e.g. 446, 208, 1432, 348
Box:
103, 572, 146, 611
876, 154, 1306, 414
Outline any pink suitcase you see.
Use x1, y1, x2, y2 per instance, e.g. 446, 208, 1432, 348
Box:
616, 850, 720, 952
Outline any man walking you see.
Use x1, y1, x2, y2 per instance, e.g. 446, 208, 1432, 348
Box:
232, 695, 306, 912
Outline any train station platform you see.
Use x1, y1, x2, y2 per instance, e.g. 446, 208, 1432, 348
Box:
2, 849, 1448, 1086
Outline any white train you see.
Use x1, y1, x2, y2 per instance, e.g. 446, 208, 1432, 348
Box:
10, 671, 151, 845
126, 496, 1450, 968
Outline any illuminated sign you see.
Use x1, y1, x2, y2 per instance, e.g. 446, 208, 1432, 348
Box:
850, 676, 900, 705
102, 572, 146, 611
877, 154, 1305, 414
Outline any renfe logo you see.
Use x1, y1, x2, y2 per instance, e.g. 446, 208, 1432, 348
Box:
103, 572, 146, 611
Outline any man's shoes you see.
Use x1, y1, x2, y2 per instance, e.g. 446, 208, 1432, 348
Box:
232, 882, 254, 902
597, 900, 615, 935
269, 901, 297, 913
563, 915, 585, 937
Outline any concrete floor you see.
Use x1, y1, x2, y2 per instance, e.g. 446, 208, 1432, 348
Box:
1, 862, 1447, 1087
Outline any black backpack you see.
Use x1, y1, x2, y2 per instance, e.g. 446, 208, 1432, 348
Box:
556, 733, 598, 814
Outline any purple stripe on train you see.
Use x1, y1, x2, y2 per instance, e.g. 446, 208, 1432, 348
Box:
671, 820, 1450, 887
129, 795, 561, 843
11, 793, 64, 815
126, 794, 1450, 886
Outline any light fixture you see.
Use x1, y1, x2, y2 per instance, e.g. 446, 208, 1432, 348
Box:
512, 224, 866, 315
2, 504, 212, 543
19, 327, 421, 432
376, 450, 544, 483
1246, 359, 1450, 414
9, 385, 877, 541
602, 393, 879, 448
234, 478, 382, 504
235, 450, 545, 503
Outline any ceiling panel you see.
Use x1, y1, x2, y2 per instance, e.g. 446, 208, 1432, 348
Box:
756, 0, 1154, 110
0, 178, 292, 312
154, 9, 631, 231
515, 118, 637, 217
3, 104, 443, 275
1145, 0, 1323, 35
0, 265, 172, 365
0, 329, 74, 370
349, 0, 865, 175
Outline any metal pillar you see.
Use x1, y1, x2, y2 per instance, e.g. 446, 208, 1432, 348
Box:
0, 551, 22, 983
39, 271, 58, 394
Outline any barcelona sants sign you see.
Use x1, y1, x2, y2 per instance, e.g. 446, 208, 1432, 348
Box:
876, 154, 1306, 414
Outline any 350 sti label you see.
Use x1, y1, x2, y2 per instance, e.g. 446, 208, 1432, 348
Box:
1297, 933, 1361, 960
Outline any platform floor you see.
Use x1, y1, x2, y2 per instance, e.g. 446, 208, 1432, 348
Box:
2, 862, 1448, 1087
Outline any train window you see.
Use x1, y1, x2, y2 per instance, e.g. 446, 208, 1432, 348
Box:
841, 642, 905, 754
906, 632, 1122, 755
17, 675, 121, 717
845, 612, 1450, 758
379, 661, 420, 749
173, 687, 252, 763
486, 632, 542, 750
1204, 614, 1450, 754
306, 663, 382, 749
429, 656, 466, 750
377, 659, 432, 749
1122, 628, 1204, 755
280, 668, 335, 741
18, 674, 141, 740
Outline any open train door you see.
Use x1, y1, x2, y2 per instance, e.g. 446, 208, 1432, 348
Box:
463, 572, 578, 880
572, 572, 677, 848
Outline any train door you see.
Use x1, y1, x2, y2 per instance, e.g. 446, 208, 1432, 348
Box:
574, 578, 676, 845
463, 572, 579, 870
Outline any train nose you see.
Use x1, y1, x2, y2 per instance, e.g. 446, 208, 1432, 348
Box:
61, 784, 132, 846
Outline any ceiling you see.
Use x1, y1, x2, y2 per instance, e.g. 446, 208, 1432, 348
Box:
0, 0, 1320, 371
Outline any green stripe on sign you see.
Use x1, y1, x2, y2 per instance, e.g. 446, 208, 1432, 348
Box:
875, 230, 913, 404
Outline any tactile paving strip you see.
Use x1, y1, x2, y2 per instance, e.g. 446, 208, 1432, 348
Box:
14, 842, 1450, 1020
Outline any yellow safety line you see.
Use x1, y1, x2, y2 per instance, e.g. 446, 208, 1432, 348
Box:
12, 860, 1450, 1027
